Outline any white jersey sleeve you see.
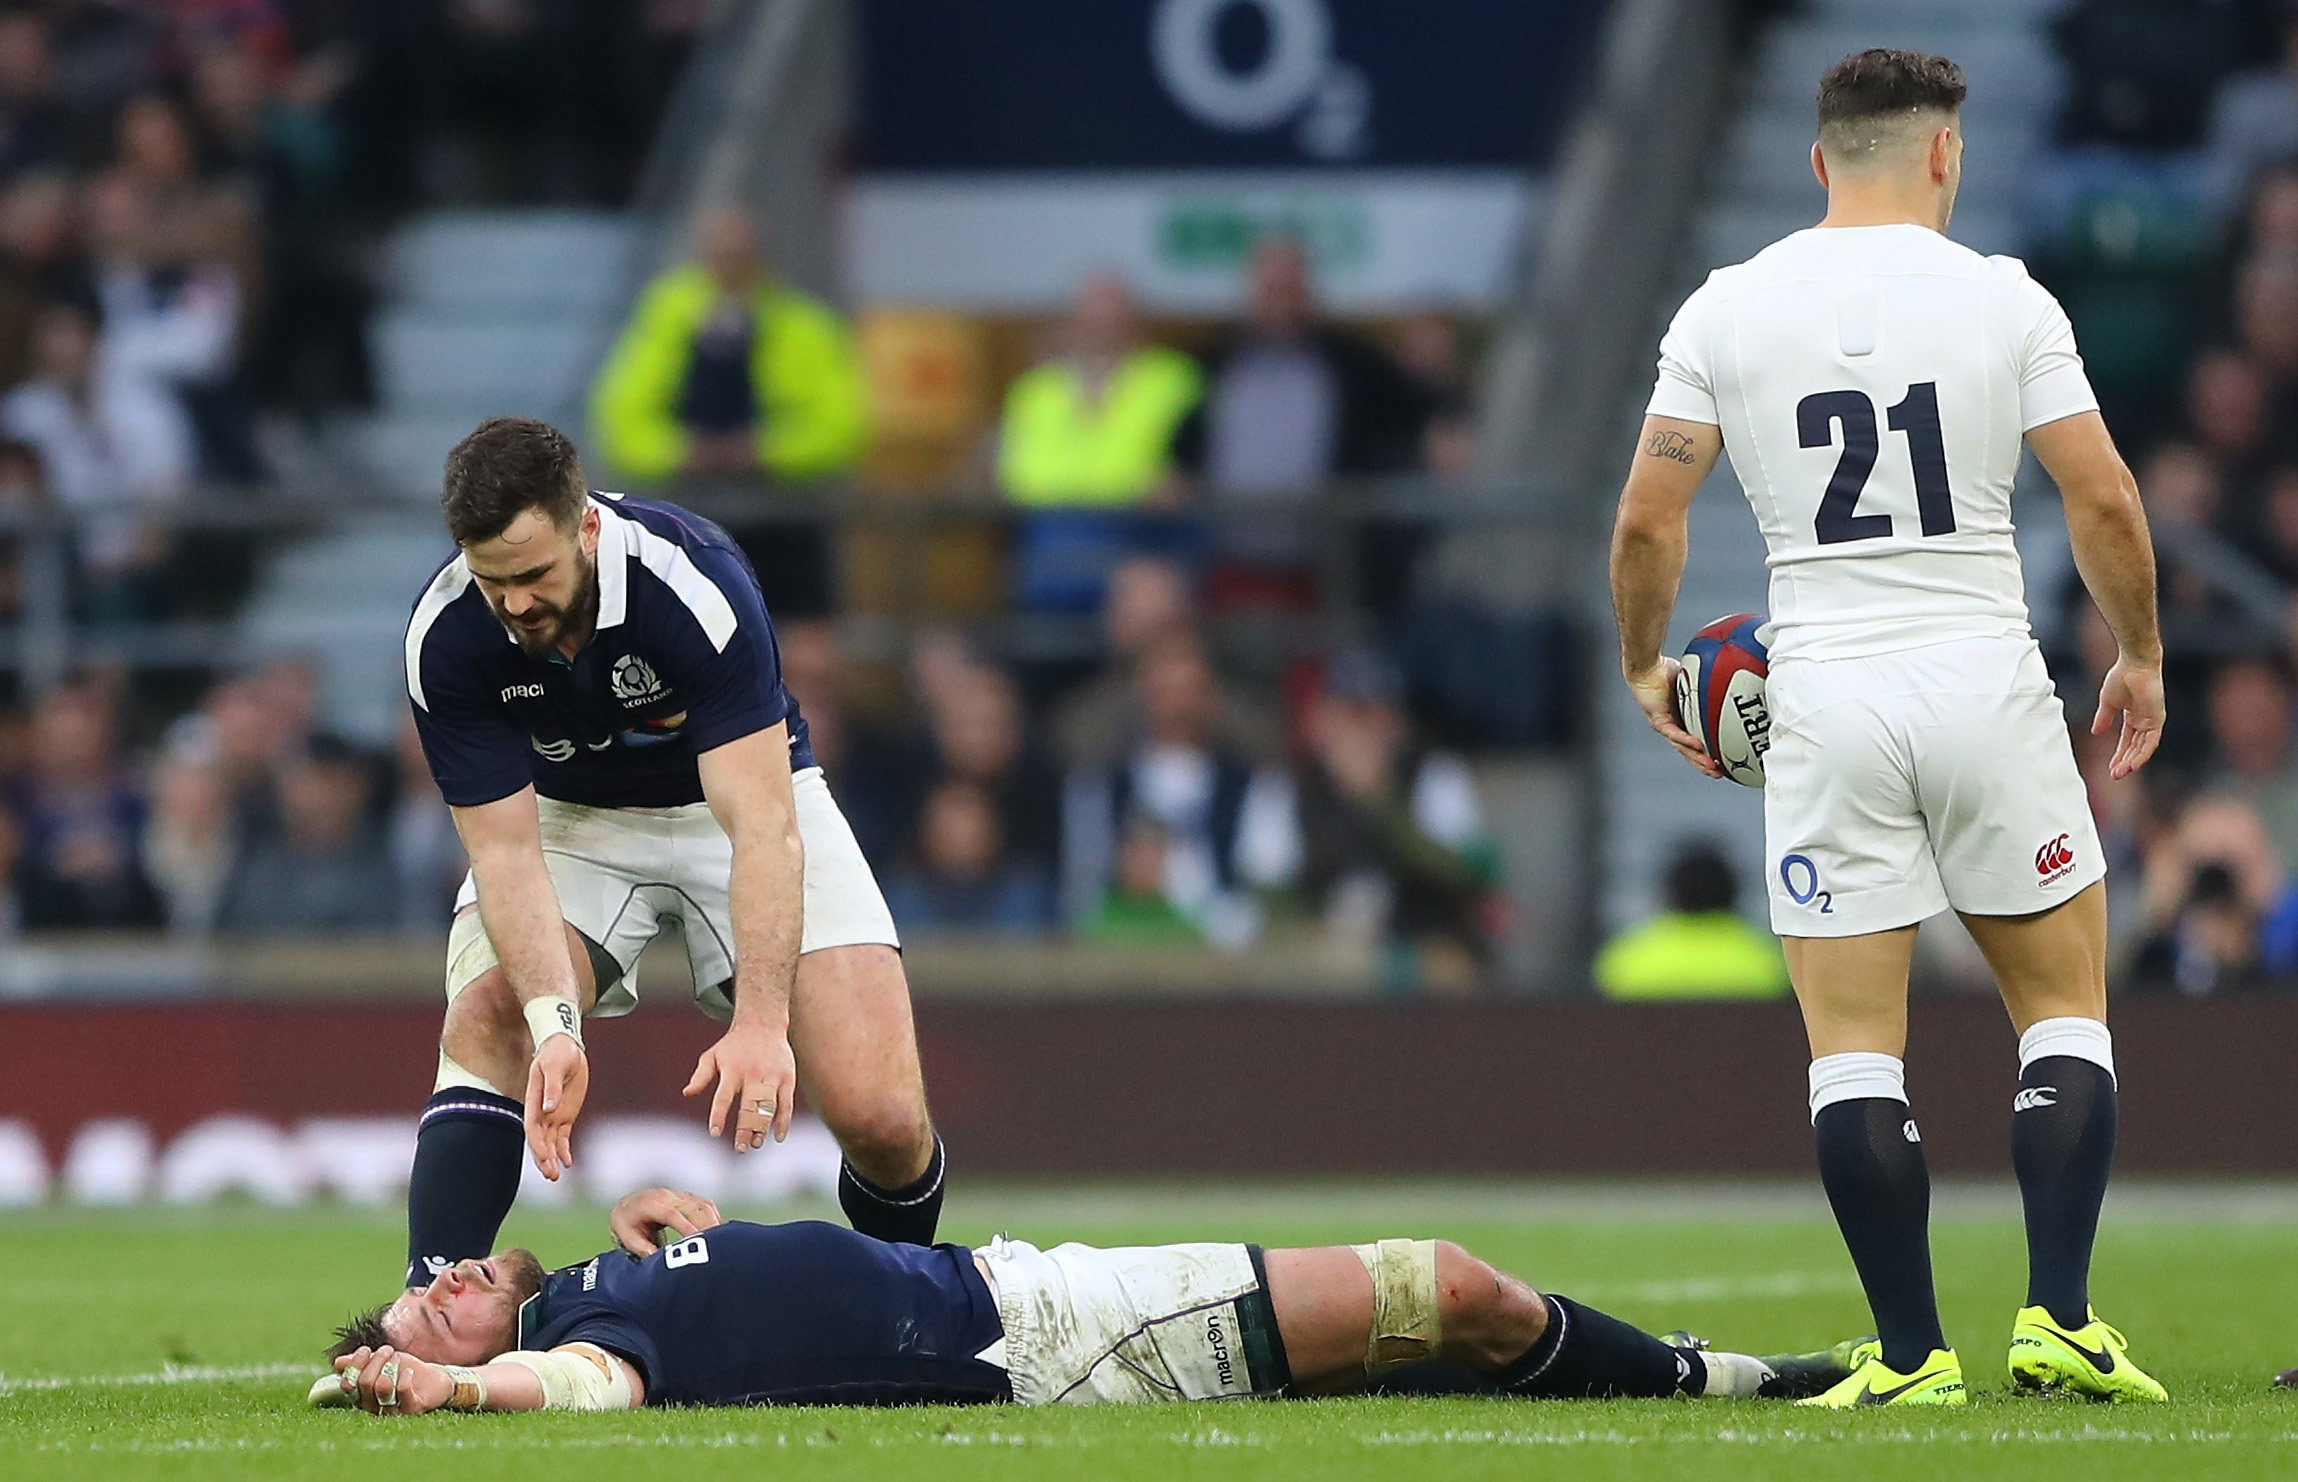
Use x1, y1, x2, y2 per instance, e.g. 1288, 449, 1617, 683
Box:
1646, 275, 1723, 425
1992, 258, 2099, 431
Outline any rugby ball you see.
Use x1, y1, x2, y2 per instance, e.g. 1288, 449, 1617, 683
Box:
1674, 613, 1772, 788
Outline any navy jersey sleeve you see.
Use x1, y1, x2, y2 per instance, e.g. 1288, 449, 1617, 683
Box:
406, 577, 533, 808
654, 542, 794, 757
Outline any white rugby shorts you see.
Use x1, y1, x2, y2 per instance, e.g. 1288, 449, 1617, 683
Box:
450, 765, 899, 1019
976, 1237, 1289, 1405
1763, 633, 2105, 937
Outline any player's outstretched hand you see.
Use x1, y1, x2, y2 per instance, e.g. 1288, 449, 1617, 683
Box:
685, 1023, 797, 1151
1626, 657, 1724, 779
610, 1186, 725, 1256
2094, 654, 2166, 780
524, 1033, 591, 1182
333, 1345, 450, 1416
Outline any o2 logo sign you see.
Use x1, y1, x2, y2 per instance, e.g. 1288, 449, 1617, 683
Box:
1779, 853, 1833, 915
1151, 0, 1368, 158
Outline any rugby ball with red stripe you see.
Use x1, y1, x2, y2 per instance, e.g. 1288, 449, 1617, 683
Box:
1673, 612, 1772, 788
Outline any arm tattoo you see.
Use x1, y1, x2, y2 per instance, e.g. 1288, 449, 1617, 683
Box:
1644, 429, 1698, 465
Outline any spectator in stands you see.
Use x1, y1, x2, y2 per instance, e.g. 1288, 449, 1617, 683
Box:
2185, 351, 2267, 493
1062, 629, 1285, 948
1053, 555, 1280, 768
215, 732, 397, 935
997, 273, 1199, 507
0, 173, 84, 391
881, 777, 1054, 937
2135, 792, 2298, 988
1269, 647, 1499, 971
1171, 236, 1432, 607
926, 662, 1062, 876
2203, 654, 2298, 865
0, 10, 62, 181
2236, 251, 2298, 391
590, 204, 867, 483
2136, 859, 2267, 992
1078, 811, 1200, 944
141, 740, 235, 934
2205, 5, 2298, 213
0, 436, 42, 622
11, 678, 161, 929
0, 297, 192, 617
0, 788, 18, 936
85, 168, 257, 481
1596, 840, 1789, 1001
388, 710, 462, 933
1394, 309, 1476, 478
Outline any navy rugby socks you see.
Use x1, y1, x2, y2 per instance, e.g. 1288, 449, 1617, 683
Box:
839, 1134, 947, 1246
1499, 1295, 1706, 1399
1810, 1051, 1946, 1373
404, 1087, 526, 1289
2010, 1019, 2118, 1331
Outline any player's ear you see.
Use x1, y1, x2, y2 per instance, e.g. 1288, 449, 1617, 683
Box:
1810, 140, 1829, 191
1928, 125, 1954, 184
580, 504, 600, 554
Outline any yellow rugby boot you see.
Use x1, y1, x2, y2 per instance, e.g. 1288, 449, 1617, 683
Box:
2007, 1306, 2167, 1402
1795, 1342, 1967, 1407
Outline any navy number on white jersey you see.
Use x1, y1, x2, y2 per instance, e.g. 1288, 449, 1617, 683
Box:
1800, 382, 1959, 545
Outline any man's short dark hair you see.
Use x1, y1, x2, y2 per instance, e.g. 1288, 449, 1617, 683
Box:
441, 416, 589, 546
1664, 841, 1738, 915
1817, 49, 1967, 159
325, 1302, 392, 1364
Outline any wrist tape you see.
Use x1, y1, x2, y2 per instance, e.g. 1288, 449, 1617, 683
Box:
523, 995, 583, 1051
493, 1343, 632, 1411
438, 1365, 487, 1412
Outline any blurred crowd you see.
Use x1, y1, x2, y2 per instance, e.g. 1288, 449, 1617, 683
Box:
2029, 0, 2298, 991
0, 0, 702, 625
0, 564, 1508, 981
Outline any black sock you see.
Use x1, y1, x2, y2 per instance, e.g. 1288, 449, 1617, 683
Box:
838, 1135, 946, 1245
2012, 1056, 2116, 1330
1815, 1097, 1945, 1372
1499, 1295, 1705, 1398
405, 1088, 525, 1288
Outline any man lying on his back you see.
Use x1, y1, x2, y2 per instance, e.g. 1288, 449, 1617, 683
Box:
314, 1186, 1854, 1412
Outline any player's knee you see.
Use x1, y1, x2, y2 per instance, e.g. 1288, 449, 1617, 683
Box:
825, 1097, 933, 1174
1434, 1242, 1547, 1367
440, 968, 528, 1085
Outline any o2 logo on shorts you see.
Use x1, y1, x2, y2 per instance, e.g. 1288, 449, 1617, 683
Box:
2035, 833, 2077, 887
1779, 853, 1833, 914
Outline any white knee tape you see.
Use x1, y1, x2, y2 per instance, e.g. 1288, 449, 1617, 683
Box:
2018, 1017, 2114, 1084
433, 1050, 498, 1096
1351, 1238, 1441, 1374
444, 909, 498, 1004
1808, 1052, 1906, 1123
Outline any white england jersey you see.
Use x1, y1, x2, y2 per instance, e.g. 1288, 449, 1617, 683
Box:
1646, 223, 2099, 663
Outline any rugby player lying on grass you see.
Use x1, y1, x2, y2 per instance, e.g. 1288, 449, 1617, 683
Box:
314, 1187, 1855, 1413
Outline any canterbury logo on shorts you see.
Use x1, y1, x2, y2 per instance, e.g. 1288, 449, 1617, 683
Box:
2035, 833, 2076, 885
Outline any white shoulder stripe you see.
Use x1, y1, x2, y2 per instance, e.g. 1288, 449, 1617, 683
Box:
404, 555, 474, 710
626, 518, 740, 652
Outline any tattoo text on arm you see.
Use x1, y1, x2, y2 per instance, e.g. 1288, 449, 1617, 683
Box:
1644, 429, 1698, 465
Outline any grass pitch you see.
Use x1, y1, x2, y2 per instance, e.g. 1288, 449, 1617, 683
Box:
5, 1181, 2298, 1480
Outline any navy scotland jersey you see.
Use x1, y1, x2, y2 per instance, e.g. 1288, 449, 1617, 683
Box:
516, 1220, 1010, 1407
404, 493, 815, 809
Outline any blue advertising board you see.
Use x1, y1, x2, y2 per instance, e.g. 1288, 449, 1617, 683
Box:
857, 0, 1608, 173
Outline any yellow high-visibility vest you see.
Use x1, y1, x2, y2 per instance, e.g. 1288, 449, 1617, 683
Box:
1595, 911, 1791, 1001
997, 347, 1202, 506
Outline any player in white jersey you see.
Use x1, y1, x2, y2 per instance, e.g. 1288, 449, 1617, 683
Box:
1610, 50, 2167, 1407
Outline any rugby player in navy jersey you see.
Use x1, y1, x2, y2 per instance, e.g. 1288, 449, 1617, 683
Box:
397, 417, 944, 1290
316, 1186, 1857, 1413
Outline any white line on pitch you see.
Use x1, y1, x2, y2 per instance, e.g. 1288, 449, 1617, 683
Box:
0, 1361, 309, 1394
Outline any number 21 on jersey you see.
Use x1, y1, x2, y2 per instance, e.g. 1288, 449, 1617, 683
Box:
1798, 381, 1954, 544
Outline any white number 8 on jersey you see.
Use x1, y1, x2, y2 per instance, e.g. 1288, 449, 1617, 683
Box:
664, 1234, 711, 1269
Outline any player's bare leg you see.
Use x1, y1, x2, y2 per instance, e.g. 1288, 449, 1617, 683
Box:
1959, 883, 2162, 1399
1781, 922, 1954, 1392
1264, 1241, 1776, 1399
404, 912, 600, 1288
787, 942, 943, 1243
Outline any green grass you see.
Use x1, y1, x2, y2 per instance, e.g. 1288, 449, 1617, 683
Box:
5, 1182, 2298, 1480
